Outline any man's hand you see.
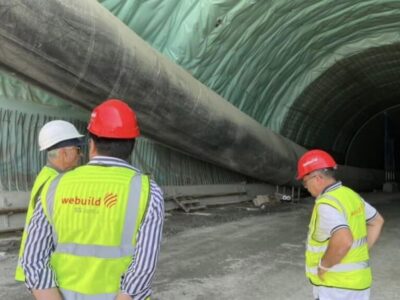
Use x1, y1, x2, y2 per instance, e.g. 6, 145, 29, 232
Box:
317, 262, 329, 281
367, 213, 384, 249
32, 288, 63, 300
318, 227, 353, 281
115, 293, 133, 300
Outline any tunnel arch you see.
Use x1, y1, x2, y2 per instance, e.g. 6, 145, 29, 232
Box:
281, 43, 400, 169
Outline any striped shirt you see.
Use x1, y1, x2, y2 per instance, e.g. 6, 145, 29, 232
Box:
22, 156, 164, 299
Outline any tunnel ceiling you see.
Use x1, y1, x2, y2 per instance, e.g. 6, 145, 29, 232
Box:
281, 43, 400, 166
99, 0, 400, 168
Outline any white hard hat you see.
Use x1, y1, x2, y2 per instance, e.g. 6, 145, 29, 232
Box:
38, 120, 84, 151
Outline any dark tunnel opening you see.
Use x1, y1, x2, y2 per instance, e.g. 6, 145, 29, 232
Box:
281, 43, 400, 182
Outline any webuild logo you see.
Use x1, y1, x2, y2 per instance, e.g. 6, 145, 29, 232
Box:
61, 193, 118, 208
104, 193, 118, 208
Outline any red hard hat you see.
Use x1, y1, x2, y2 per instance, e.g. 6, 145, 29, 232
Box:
87, 99, 140, 139
297, 149, 337, 180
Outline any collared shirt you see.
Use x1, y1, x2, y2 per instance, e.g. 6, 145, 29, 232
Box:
22, 156, 164, 300
315, 181, 377, 241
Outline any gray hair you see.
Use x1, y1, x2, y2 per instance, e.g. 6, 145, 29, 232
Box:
47, 148, 61, 160
315, 168, 336, 180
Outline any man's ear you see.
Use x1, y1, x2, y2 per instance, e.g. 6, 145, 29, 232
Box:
88, 138, 97, 158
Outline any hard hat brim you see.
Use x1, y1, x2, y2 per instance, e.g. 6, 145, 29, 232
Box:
45, 137, 85, 151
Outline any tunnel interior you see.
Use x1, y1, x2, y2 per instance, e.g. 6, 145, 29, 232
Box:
94, 0, 400, 182
282, 43, 400, 175
1, 0, 400, 191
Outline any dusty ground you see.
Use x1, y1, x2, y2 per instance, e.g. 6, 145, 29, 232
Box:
0, 195, 399, 300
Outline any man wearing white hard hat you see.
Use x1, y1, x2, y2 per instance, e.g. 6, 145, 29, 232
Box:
15, 120, 84, 282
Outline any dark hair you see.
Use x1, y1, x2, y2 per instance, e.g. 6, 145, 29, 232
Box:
90, 133, 135, 161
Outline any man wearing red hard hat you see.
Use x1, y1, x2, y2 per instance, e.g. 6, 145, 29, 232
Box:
297, 149, 384, 300
22, 99, 164, 300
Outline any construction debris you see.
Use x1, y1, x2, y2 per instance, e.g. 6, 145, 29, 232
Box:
252, 195, 278, 207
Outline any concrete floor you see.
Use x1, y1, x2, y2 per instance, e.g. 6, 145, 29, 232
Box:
1, 194, 399, 299
153, 195, 400, 300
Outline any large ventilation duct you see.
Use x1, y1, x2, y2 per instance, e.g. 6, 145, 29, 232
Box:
0, 0, 384, 189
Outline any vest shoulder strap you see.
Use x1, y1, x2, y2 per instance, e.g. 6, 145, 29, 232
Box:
316, 193, 348, 221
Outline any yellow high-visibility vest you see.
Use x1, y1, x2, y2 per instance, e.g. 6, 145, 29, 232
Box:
15, 166, 59, 281
305, 185, 372, 290
41, 165, 150, 299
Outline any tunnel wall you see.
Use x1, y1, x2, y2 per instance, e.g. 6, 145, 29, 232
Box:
0, 0, 306, 185
0, 0, 385, 190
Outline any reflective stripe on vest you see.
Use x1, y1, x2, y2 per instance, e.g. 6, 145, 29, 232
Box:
306, 260, 370, 275
322, 194, 348, 220
60, 288, 116, 300
60, 288, 150, 300
46, 174, 63, 244
306, 237, 367, 253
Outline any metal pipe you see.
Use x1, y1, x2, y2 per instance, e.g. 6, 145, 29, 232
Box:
0, 227, 23, 234
0, 0, 305, 185
0, 208, 27, 215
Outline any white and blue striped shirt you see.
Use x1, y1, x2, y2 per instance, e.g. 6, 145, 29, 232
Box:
22, 156, 164, 299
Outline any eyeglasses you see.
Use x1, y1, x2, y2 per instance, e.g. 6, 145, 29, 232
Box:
302, 175, 317, 188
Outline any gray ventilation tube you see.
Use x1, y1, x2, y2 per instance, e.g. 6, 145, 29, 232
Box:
0, 0, 383, 190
